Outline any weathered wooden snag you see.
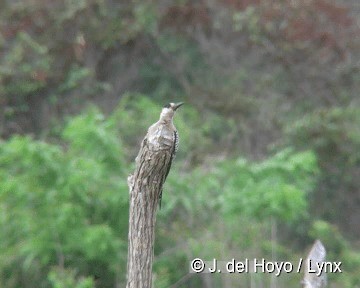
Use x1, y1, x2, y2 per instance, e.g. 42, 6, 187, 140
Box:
126, 102, 183, 288
302, 240, 327, 288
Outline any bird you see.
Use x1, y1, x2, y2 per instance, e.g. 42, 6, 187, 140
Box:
133, 102, 183, 209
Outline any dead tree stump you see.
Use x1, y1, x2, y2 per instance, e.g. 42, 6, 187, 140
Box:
126, 138, 173, 288
302, 240, 327, 288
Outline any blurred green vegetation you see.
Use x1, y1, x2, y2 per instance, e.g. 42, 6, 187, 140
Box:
1, 0, 360, 287
1, 97, 359, 287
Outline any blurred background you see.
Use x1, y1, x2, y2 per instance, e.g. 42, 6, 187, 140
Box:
0, 0, 359, 287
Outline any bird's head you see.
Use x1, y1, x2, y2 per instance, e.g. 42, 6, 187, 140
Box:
160, 102, 184, 122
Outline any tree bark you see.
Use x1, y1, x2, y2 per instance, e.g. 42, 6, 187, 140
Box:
126, 138, 172, 288
302, 240, 327, 288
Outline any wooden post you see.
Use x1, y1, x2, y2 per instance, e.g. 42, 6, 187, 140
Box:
126, 138, 172, 288
302, 240, 327, 288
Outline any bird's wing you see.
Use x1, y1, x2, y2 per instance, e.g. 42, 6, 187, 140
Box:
163, 130, 178, 183
159, 130, 178, 209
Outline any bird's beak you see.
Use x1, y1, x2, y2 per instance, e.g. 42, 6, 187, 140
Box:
173, 102, 184, 111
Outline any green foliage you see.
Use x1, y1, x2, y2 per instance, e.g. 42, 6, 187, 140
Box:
63, 107, 123, 170
112, 93, 223, 162
0, 108, 128, 287
1, 96, 359, 287
233, 6, 262, 42
112, 94, 161, 152
153, 147, 318, 287
139, 33, 206, 100
58, 65, 91, 94
310, 220, 360, 287
212, 149, 318, 222
48, 268, 94, 288
1, 0, 359, 286
286, 106, 360, 229
1, 31, 51, 97
133, 2, 158, 35
287, 106, 360, 160
0, 0, 157, 127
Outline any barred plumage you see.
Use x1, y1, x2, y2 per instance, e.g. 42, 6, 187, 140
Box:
174, 130, 179, 156
137, 102, 183, 210
159, 130, 179, 208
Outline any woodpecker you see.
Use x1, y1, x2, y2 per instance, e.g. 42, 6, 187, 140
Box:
134, 102, 183, 209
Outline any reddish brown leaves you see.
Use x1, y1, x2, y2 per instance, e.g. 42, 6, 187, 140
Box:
160, 4, 210, 32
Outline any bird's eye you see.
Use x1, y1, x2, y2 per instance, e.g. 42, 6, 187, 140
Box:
163, 103, 171, 108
